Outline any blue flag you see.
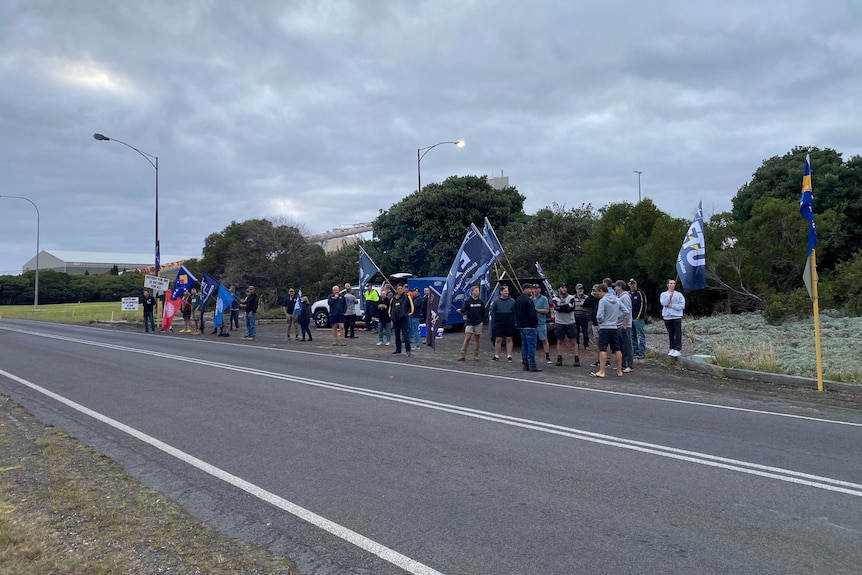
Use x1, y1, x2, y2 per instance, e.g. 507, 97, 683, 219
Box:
200, 271, 220, 310
170, 265, 197, 300
483, 217, 504, 260
437, 224, 494, 319
214, 284, 234, 328
799, 154, 817, 257
293, 288, 302, 317
535, 262, 555, 298
155, 240, 161, 275
675, 201, 706, 291
358, 246, 381, 308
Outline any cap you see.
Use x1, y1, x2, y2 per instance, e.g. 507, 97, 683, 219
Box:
628, 278, 637, 283
558, 283, 567, 288
575, 283, 584, 289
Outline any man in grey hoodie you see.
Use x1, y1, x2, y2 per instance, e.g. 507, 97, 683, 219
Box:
591, 284, 623, 378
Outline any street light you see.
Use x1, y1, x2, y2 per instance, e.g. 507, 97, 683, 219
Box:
93, 133, 160, 277
0, 195, 39, 309
418, 140, 465, 192
633, 170, 642, 203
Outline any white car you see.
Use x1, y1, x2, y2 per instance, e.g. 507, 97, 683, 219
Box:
311, 287, 380, 328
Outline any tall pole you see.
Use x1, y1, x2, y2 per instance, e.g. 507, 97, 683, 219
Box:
0, 195, 39, 309
633, 170, 642, 203
417, 140, 466, 192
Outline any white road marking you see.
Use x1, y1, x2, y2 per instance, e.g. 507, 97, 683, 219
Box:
0, 368, 445, 575
3, 327, 861, 498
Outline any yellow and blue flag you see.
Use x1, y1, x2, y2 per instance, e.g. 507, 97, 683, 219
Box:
675, 201, 706, 291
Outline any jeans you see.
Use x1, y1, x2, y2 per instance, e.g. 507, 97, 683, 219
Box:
378, 322, 391, 343
143, 310, 155, 332
393, 318, 411, 353
300, 322, 312, 340
408, 316, 420, 347
575, 314, 590, 348
365, 301, 378, 329
345, 314, 357, 337
520, 328, 537, 368
230, 309, 240, 329
665, 318, 682, 351
631, 319, 646, 356
246, 312, 256, 338
619, 326, 634, 368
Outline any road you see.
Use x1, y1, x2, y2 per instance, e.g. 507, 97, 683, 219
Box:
1, 319, 861, 574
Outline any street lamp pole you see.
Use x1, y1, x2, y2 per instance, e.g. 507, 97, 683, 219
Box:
417, 140, 466, 192
93, 133, 160, 278
633, 170, 642, 203
0, 195, 39, 309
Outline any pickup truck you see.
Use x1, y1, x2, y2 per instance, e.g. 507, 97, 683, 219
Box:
311, 287, 379, 328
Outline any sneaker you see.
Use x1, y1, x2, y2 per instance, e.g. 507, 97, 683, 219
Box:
385, 341, 391, 346
492, 355, 499, 361
635, 354, 645, 359
529, 367, 543, 372
406, 351, 411, 357
507, 355, 513, 362
546, 357, 553, 364
555, 356, 563, 367
391, 351, 402, 355
667, 349, 674, 356
591, 360, 601, 367
606, 360, 611, 367
670, 349, 681, 357
522, 363, 530, 371
574, 356, 581, 367
622, 367, 634, 373
376, 341, 383, 346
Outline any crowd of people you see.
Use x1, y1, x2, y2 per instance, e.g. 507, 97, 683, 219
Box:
140, 277, 687, 376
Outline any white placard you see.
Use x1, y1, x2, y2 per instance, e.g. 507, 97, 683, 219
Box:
121, 297, 140, 311
144, 274, 170, 292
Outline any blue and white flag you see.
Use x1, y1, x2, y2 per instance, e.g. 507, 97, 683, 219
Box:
213, 284, 234, 328
437, 224, 494, 319
358, 246, 381, 308
483, 217, 504, 260
170, 265, 197, 300
293, 288, 303, 317
675, 201, 706, 292
200, 271, 220, 309
535, 261, 555, 298
799, 154, 818, 298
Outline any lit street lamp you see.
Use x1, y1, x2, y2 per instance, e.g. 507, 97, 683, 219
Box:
418, 140, 465, 192
0, 195, 40, 309
93, 133, 160, 277
633, 170, 643, 203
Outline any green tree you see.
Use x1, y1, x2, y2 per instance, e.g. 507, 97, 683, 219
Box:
373, 175, 526, 276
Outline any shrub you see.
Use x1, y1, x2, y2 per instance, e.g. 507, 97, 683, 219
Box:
764, 288, 813, 324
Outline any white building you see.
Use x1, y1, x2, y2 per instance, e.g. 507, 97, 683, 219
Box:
22, 250, 198, 275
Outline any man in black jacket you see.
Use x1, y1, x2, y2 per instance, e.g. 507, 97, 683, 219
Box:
389, 284, 414, 357
456, 285, 485, 361
242, 286, 259, 341
515, 284, 541, 371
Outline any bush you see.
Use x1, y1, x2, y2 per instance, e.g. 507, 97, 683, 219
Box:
764, 288, 814, 324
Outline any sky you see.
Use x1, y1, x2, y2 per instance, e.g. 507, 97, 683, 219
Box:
1, 0, 860, 275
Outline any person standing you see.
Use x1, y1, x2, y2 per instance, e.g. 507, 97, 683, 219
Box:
190, 287, 202, 334
490, 285, 516, 362
229, 286, 240, 331
181, 290, 194, 333
552, 283, 580, 367
363, 283, 379, 332
457, 285, 486, 361
408, 287, 424, 350
628, 279, 647, 359
591, 284, 623, 378
282, 288, 299, 340
613, 280, 634, 373
342, 283, 358, 338
298, 295, 313, 341
573, 283, 591, 352
376, 285, 392, 346
242, 286, 259, 341
389, 284, 414, 357
328, 285, 347, 346
515, 284, 541, 371
532, 283, 552, 365
660, 279, 686, 357
140, 289, 156, 333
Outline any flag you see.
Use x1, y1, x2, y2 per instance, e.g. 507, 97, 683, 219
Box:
293, 288, 302, 317
483, 217, 504, 260
426, 287, 441, 351
155, 240, 161, 276
799, 154, 818, 298
535, 262, 554, 298
436, 224, 493, 320
359, 246, 382, 308
675, 201, 706, 291
200, 271, 219, 309
162, 265, 198, 330
213, 284, 234, 328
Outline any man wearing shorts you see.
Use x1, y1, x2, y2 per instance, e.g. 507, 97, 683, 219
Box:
552, 283, 580, 367
532, 283, 552, 364
591, 284, 623, 378
457, 285, 485, 361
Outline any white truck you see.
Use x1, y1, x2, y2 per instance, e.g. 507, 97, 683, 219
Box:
311, 286, 380, 328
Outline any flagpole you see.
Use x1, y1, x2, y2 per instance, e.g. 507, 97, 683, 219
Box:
810, 249, 824, 392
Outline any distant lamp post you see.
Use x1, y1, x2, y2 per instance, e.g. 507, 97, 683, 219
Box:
418, 140, 465, 192
93, 133, 160, 277
633, 170, 643, 203
0, 195, 40, 309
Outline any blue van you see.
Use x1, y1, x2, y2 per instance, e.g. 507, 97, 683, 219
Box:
403, 276, 465, 327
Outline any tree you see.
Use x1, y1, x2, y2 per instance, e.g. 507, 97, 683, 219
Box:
373, 175, 526, 276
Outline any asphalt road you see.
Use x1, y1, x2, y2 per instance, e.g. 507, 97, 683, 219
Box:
1, 319, 861, 575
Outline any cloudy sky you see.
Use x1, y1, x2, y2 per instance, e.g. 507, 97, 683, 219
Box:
1, 0, 860, 275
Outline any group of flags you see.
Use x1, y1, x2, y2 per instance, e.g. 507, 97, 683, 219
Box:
160, 266, 240, 331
